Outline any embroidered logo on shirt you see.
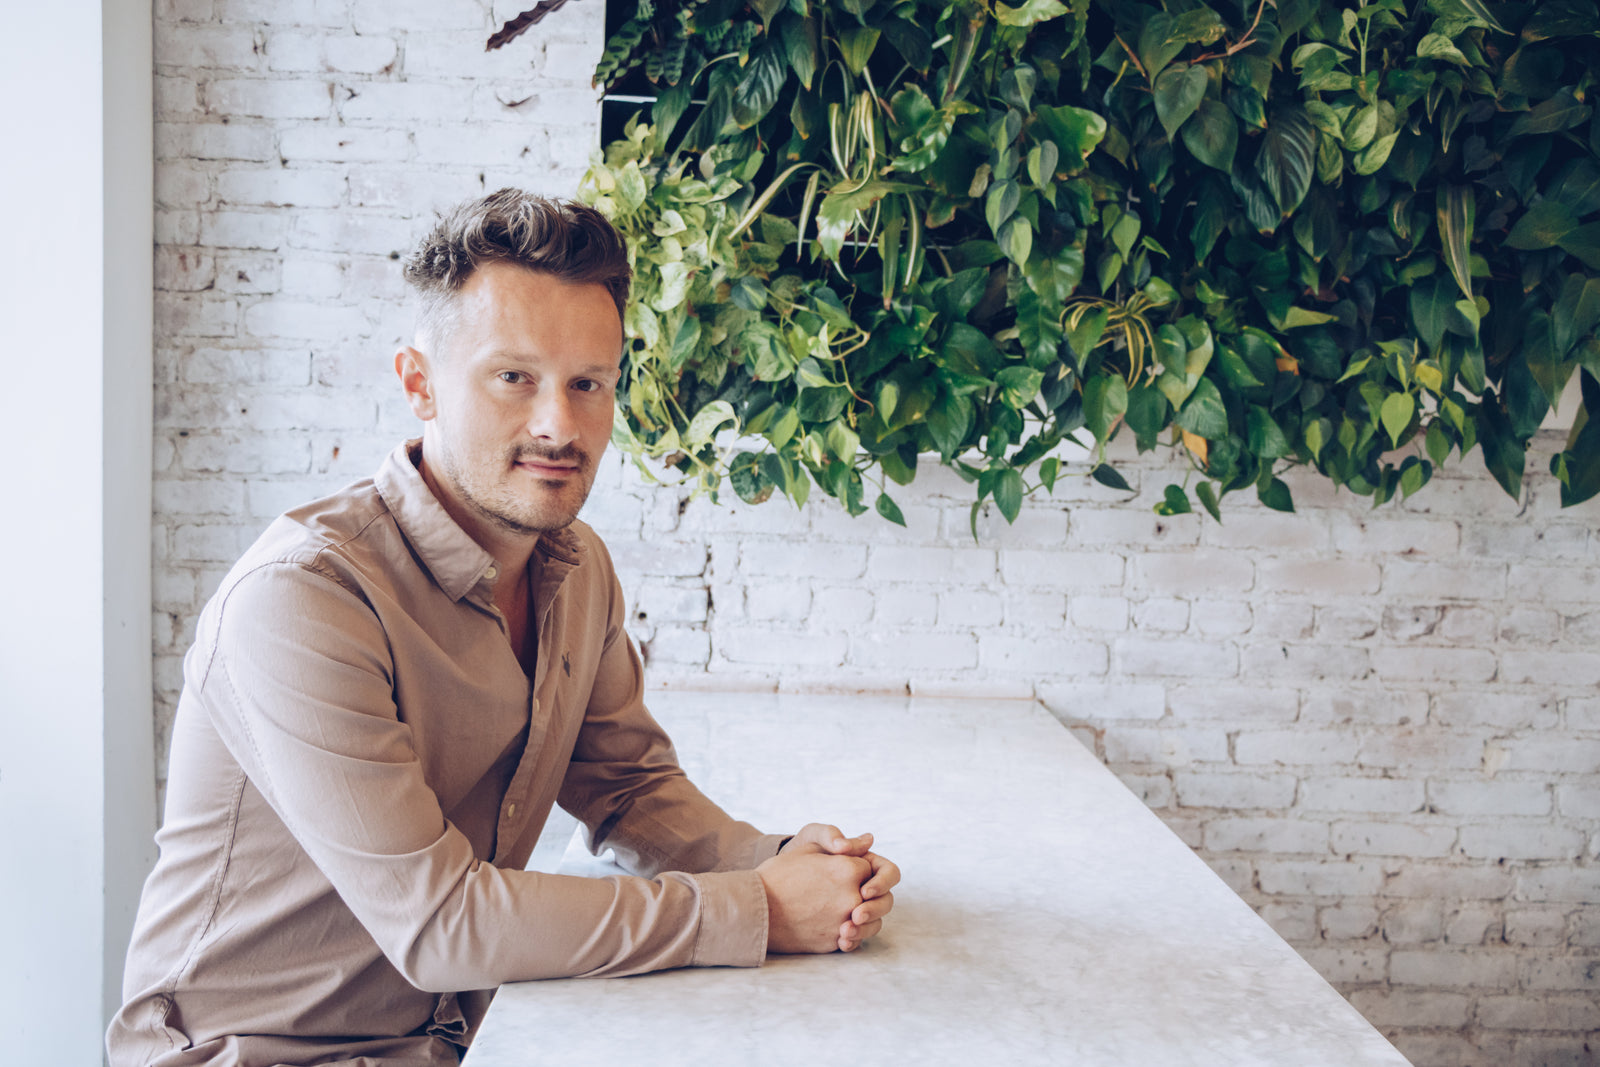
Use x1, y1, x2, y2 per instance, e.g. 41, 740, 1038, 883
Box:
562, 652, 571, 676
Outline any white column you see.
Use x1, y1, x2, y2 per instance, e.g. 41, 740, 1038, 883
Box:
0, 2, 156, 1063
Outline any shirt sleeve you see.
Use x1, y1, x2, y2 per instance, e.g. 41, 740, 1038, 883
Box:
197, 560, 768, 992
556, 536, 788, 881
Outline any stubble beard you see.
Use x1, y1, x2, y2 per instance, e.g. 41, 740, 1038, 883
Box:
436, 439, 596, 535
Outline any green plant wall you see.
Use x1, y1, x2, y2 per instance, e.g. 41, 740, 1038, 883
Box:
564, 0, 1600, 527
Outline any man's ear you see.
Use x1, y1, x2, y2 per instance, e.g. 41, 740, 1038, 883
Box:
396, 346, 437, 421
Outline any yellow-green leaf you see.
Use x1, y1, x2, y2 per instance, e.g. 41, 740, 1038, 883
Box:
1381, 392, 1415, 447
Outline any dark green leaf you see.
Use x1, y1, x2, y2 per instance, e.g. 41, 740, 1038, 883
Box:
1227, 85, 1268, 129
1196, 480, 1222, 521
1506, 199, 1580, 250
1550, 158, 1600, 217
794, 384, 847, 425
1153, 64, 1209, 141
942, 322, 1001, 376
1033, 105, 1107, 170
1258, 477, 1294, 512
881, 446, 917, 485
1156, 484, 1193, 515
1292, 189, 1338, 260
999, 215, 1033, 265
1399, 456, 1432, 500
927, 390, 973, 456
1175, 377, 1229, 438
1523, 0, 1600, 40
994, 468, 1025, 522
1426, 419, 1452, 467
838, 25, 880, 75
1001, 66, 1039, 111
1522, 309, 1572, 411
780, 13, 820, 89
1410, 276, 1456, 351
1231, 166, 1283, 233
1091, 463, 1132, 491
1180, 98, 1238, 172
1508, 88, 1592, 139
1557, 374, 1600, 506
731, 45, 786, 129
1478, 395, 1526, 499
1125, 382, 1169, 451
1083, 374, 1128, 444
1065, 306, 1108, 365
1023, 251, 1084, 304
879, 17, 933, 72
937, 267, 990, 320
1257, 107, 1317, 216
1502, 43, 1567, 98
1561, 222, 1600, 270
1191, 176, 1230, 257
985, 179, 1020, 234
1554, 274, 1600, 356
1136, 8, 1224, 80
1016, 289, 1065, 368
1040, 456, 1061, 492
1248, 406, 1293, 458
875, 491, 908, 526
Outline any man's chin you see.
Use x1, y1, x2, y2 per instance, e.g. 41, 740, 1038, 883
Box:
495, 487, 591, 534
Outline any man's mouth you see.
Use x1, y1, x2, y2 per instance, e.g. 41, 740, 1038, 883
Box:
513, 452, 583, 477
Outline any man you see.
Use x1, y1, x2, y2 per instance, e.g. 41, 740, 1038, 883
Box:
109, 190, 899, 1067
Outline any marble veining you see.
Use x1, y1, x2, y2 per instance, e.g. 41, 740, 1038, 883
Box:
466, 692, 1410, 1066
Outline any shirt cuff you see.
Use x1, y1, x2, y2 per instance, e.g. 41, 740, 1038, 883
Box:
689, 869, 769, 968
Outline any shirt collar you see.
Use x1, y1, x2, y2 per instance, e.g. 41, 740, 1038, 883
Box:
374, 439, 586, 601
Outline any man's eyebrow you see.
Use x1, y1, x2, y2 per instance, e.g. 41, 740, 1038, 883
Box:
482, 350, 620, 376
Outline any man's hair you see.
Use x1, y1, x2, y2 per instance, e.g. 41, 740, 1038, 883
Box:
402, 188, 631, 355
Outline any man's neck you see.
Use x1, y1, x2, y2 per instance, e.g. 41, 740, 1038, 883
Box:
415, 453, 540, 580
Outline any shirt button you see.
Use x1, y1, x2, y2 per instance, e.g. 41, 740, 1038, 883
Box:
507, 803, 517, 819
485, 565, 498, 580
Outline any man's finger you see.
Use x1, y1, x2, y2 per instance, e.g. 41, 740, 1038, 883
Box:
852, 891, 893, 926
827, 831, 873, 856
860, 853, 901, 898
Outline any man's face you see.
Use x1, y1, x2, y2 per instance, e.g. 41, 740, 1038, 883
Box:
400, 261, 624, 538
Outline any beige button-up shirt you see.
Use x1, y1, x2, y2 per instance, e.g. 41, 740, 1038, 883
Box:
110, 441, 782, 1067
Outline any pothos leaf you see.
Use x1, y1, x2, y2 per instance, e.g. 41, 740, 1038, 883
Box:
1153, 64, 1209, 141
996, 0, 1070, 27
1181, 98, 1238, 172
1083, 374, 1128, 445
1381, 392, 1416, 447
994, 468, 1025, 522
1091, 463, 1132, 491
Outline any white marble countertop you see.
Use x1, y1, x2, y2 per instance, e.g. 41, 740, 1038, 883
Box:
465, 692, 1409, 1066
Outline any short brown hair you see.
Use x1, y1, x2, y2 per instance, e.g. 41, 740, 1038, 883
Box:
402, 188, 631, 353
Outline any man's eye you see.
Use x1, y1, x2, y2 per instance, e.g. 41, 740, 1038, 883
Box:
573, 379, 600, 393
498, 371, 526, 384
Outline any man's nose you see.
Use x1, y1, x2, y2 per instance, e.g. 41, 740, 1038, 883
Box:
525, 388, 578, 447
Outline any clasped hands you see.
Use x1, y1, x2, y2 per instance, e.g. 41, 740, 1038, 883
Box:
756, 823, 899, 955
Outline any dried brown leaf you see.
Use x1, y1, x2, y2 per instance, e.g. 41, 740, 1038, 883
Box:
486, 0, 576, 52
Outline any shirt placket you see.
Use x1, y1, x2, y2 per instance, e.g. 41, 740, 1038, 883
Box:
491, 541, 577, 865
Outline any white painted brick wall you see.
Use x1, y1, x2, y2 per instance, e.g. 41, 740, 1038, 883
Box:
150, 6, 1600, 1064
